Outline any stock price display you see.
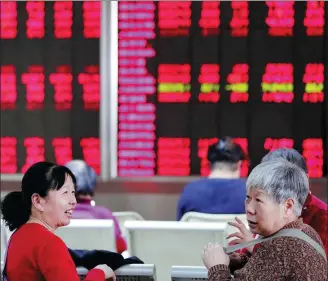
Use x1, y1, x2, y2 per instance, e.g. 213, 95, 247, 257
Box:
117, 1, 328, 178
1, 1, 100, 174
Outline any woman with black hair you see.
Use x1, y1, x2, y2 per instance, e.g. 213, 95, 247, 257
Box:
177, 137, 247, 220
1, 161, 115, 281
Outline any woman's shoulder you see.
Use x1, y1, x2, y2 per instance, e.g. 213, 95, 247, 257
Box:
260, 221, 324, 257
16, 223, 67, 248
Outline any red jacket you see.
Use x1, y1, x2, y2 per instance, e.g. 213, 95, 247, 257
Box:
302, 193, 328, 257
6, 223, 105, 281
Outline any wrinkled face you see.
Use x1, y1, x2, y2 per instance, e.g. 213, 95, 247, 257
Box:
39, 175, 77, 229
245, 189, 287, 237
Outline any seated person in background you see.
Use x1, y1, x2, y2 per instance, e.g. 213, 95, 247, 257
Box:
1, 161, 115, 281
202, 160, 327, 281
227, 148, 328, 258
65, 160, 127, 254
177, 137, 246, 220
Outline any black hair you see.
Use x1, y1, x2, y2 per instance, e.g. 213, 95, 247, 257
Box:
261, 148, 308, 174
207, 137, 246, 165
1, 161, 76, 231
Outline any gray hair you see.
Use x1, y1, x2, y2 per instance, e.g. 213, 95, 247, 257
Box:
246, 160, 309, 216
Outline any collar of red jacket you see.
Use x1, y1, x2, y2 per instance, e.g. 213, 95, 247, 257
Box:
303, 192, 313, 212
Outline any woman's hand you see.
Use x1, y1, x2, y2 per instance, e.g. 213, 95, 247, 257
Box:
226, 217, 255, 253
95, 264, 116, 281
202, 242, 229, 269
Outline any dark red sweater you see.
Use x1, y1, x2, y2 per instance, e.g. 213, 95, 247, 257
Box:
6, 223, 105, 281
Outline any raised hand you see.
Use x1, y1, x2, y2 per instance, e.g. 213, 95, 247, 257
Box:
226, 217, 255, 253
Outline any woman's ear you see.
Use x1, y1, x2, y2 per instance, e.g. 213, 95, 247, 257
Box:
31, 193, 44, 212
284, 198, 295, 216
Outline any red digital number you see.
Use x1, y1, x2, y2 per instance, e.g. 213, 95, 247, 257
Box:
265, 1, 294, 36
49, 65, 73, 110
22, 66, 45, 110
198, 64, 220, 103
0, 137, 17, 173
26, 1, 45, 39
80, 138, 100, 175
78, 65, 100, 110
262, 63, 294, 103
199, 1, 220, 36
303, 63, 324, 103
1, 65, 17, 110
158, 64, 191, 103
302, 138, 323, 178
54, 1, 73, 39
52, 137, 73, 165
157, 138, 191, 176
22, 137, 45, 173
230, 1, 249, 37
158, 2, 191, 36
82, 1, 100, 38
226, 63, 249, 103
0, 1, 17, 39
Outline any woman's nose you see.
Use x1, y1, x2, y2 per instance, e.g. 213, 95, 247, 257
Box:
246, 201, 256, 215
70, 194, 77, 205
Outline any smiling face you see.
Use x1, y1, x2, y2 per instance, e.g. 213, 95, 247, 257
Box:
245, 189, 288, 236
33, 175, 77, 229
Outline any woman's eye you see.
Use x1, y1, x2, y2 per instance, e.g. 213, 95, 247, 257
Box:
63, 191, 68, 195
256, 198, 262, 202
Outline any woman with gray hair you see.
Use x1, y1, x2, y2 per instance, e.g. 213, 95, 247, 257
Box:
202, 160, 327, 280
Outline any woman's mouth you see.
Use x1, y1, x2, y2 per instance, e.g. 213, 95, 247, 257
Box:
247, 220, 258, 228
65, 210, 73, 217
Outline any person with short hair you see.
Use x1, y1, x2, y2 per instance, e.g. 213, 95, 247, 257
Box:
177, 137, 247, 220
65, 160, 127, 253
202, 160, 327, 280
228, 148, 328, 258
1, 161, 115, 281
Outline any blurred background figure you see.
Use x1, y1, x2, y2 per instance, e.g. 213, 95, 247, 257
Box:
65, 160, 127, 254
177, 137, 247, 220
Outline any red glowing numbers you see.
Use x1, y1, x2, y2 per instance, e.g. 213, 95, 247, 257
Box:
0, 1, 17, 39
158, 2, 191, 36
158, 64, 191, 103
303, 63, 324, 103
226, 64, 249, 103
199, 1, 220, 36
49, 66, 73, 110
303, 139, 323, 178
80, 138, 100, 175
230, 1, 249, 37
78, 66, 100, 110
82, 1, 100, 38
157, 138, 191, 176
198, 64, 220, 103
117, 2, 157, 177
26, 1, 45, 39
304, 1, 324, 36
262, 63, 294, 103
264, 138, 294, 151
265, 1, 294, 36
52, 137, 73, 165
22, 137, 45, 173
54, 1, 73, 39
22, 66, 45, 110
0, 137, 17, 173
1, 65, 17, 110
